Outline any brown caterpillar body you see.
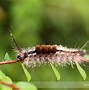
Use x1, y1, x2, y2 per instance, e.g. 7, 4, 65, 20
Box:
16, 44, 87, 68
35, 45, 57, 54
34, 45, 85, 56
17, 45, 85, 61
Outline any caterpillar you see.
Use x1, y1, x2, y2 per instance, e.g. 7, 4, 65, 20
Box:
10, 33, 88, 68
16, 45, 86, 67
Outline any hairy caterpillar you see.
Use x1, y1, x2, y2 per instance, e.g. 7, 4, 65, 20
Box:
10, 33, 88, 68
17, 45, 87, 67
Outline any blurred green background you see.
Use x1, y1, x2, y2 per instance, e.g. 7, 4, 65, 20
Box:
0, 0, 89, 90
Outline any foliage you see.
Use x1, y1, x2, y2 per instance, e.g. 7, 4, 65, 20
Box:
4, 53, 11, 61
0, 70, 37, 90
0, 0, 89, 90
50, 63, 60, 81
15, 82, 37, 90
0, 53, 37, 90
21, 63, 31, 82
75, 61, 86, 80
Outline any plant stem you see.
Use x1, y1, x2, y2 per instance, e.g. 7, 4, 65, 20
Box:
0, 80, 20, 90
0, 60, 21, 65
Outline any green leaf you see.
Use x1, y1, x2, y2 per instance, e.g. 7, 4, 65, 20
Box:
81, 40, 89, 50
21, 63, 31, 82
0, 70, 5, 80
2, 76, 12, 84
15, 82, 37, 90
75, 62, 86, 80
0, 84, 12, 90
50, 63, 60, 80
0, 70, 12, 83
4, 53, 11, 61
0, 70, 12, 90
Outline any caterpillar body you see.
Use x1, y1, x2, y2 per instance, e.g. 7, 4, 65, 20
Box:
16, 45, 86, 67
10, 32, 88, 67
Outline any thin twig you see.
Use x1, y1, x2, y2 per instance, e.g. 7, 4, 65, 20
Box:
0, 60, 21, 65
84, 59, 89, 62
0, 80, 20, 90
